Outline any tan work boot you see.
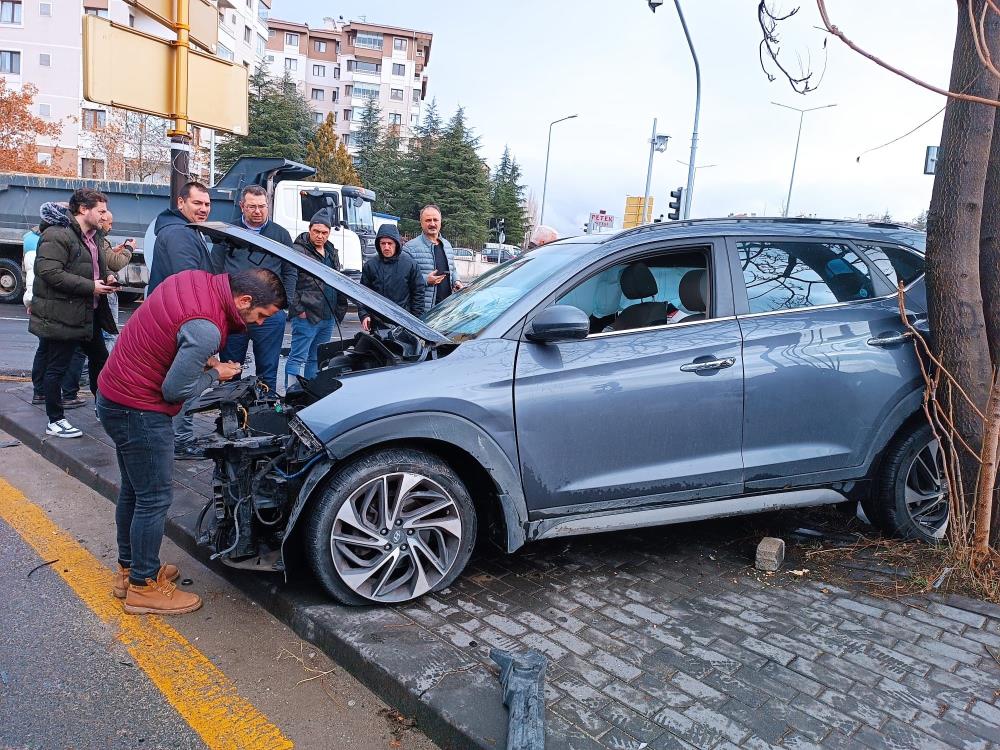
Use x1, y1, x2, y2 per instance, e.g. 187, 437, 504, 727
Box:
123, 570, 202, 615
113, 563, 180, 599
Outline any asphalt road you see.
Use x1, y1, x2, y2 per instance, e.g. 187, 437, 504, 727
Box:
0, 302, 363, 382
0, 430, 437, 750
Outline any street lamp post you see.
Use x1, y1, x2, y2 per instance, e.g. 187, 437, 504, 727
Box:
642, 118, 670, 224
539, 114, 578, 226
771, 102, 837, 217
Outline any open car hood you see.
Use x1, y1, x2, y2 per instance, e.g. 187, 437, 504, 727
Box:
197, 222, 450, 346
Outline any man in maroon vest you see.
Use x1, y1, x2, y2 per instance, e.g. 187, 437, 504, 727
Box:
97, 268, 286, 615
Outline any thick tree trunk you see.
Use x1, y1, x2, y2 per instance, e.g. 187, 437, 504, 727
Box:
926, 0, 997, 515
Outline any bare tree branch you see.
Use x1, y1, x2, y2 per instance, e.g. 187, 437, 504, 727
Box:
758, 2, 827, 93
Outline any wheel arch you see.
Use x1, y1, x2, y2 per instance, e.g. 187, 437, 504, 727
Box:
864, 388, 929, 481
280, 413, 527, 575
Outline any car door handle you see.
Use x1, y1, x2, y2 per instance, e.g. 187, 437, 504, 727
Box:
680, 357, 736, 373
867, 332, 913, 347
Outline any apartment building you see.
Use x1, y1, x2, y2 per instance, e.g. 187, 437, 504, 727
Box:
0, 0, 269, 179
265, 16, 430, 152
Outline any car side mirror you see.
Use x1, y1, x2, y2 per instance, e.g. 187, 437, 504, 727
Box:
526, 305, 590, 343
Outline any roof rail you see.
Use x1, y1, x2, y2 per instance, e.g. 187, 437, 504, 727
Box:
609, 216, 920, 241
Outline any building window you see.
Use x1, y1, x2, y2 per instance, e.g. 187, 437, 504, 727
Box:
39, 102, 50, 117
412, 89, 420, 103
256, 34, 265, 55
389, 113, 402, 125
311, 88, 324, 100
342, 134, 351, 147
285, 32, 298, 46
268, 28, 275, 37
416, 46, 423, 57
331, 90, 338, 102
284, 57, 296, 71
392, 63, 405, 76
217, 43, 234, 61
347, 59, 380, 75
353, 82, 379, 100
355, 31, 383, 49
257, 4, 267, 21
393, 37, 407, 51
265, 54, 274, 62
312, 64, 325, 76
343, 109, 351, 121
81, 158, 103, 178
128, 13, 134, 26
390, 88, 403, 101
82, 108, 106, 130
39, 1, 50, 16
37, 152, 52, 166
313, 112, 324, 124
333, 66, 340, 79
83, 7, 108, 17
0, 49, 19, 73
39, 52, 50, 66
314, 40, 326, 52
344, 85, 352, 97
244, 26, 251, 44
410, 114, 418, 125
2, 0, 23, 21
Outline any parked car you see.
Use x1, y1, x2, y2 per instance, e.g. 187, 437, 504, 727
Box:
452, 247, 475, 259
481, 243, 521, 263
195, 218, 940, 606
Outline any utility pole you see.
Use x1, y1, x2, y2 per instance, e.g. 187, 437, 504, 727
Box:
168, 0, 192, 202
673, 0, 700, 219
642, 118, 670, 224
539, 113, 577, 226
771, 102, 837, 217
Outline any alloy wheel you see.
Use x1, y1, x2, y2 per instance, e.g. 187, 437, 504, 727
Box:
329, 472, 464, 602
903, 438, 948, 539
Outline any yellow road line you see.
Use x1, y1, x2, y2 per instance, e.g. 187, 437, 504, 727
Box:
0, 477, 293, 750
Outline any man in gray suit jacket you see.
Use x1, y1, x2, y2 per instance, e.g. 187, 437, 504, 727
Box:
402, 204, 463, 312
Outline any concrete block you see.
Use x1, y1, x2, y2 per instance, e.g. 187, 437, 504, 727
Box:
755, 537, 785, 572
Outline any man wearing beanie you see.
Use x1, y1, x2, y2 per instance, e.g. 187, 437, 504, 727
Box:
357, 223, 426, 332
285, 212, 348, 386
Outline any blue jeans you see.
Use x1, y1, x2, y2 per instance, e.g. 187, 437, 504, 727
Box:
285, 315, 335, 387
220, 310, 286, 393
96, 393, 175, 585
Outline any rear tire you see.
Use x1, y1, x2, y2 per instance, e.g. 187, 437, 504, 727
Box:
0, 258, 25, 305
865, 423, 948, 543
304, 447, 477, 605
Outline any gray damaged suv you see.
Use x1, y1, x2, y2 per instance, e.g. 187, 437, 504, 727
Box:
196, 218, 942, 605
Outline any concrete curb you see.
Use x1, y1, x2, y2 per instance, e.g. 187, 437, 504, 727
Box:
0, 387, 507, 750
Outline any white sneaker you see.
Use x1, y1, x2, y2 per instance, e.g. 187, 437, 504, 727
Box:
46, 419, 82, 439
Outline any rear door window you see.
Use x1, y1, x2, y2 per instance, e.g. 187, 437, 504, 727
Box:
738, 240, 877, 314
854, 243, 925, 288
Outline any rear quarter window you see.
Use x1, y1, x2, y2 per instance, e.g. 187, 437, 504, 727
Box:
855, 243, 925, 288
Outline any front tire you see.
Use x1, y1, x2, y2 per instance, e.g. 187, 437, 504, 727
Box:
304, 447, 477, 605
866, 423, 948, 543
0, 258, 25, 305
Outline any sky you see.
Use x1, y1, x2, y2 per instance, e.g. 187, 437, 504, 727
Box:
276, 0, 955, 237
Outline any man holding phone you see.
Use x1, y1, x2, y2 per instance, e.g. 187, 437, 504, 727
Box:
402, 204, 464, 312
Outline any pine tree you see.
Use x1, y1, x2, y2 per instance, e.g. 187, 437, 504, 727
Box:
424, 108, 491, 245
490, 146, 529, 246
305, 113, 360, 185
399, 99, 443, 235
215, 66, 315, 172
353, 97, 382, 189
371, 125, 405, 215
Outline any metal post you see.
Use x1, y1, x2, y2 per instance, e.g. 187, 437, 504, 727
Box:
539, 114, 577, 227
771, 102, 837, 217
673, 0, 700, 219
209, 129, 216, 186
168, 0, 192, 202
642, 118, 657, 224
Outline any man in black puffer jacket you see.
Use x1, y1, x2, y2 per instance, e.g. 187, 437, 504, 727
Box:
358, 223, 425, 332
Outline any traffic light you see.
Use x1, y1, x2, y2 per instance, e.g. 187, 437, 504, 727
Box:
667, 187, 684, 221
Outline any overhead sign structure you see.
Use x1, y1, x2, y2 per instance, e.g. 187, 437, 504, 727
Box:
623, 196, 653, 229
590, 212, 615, 228
123, 0, 217, 52
83, 15, 248, 135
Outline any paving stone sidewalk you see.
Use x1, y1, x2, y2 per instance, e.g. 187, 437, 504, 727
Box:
3, 381, 1000, 749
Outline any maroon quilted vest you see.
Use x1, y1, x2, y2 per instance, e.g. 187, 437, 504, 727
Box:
98, 271, 246, 415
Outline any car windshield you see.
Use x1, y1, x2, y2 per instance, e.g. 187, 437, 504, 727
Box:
345, 198, 375, 233
423, 248, 589, 340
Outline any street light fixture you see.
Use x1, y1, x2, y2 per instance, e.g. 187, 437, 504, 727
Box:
771, 101, 837, 217
539, 114, 578, 226
642, 118, 670, 224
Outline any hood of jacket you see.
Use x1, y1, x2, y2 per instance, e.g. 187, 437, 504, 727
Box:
38, 202, 71, 232
375, 224, 402, 261
153, 207, 191, 233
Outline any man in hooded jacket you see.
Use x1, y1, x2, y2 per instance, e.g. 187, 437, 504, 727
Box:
146, 181, 213, 294
358, 223, 426, 332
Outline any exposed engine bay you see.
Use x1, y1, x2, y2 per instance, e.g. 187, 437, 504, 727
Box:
191, 328, 439, 572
